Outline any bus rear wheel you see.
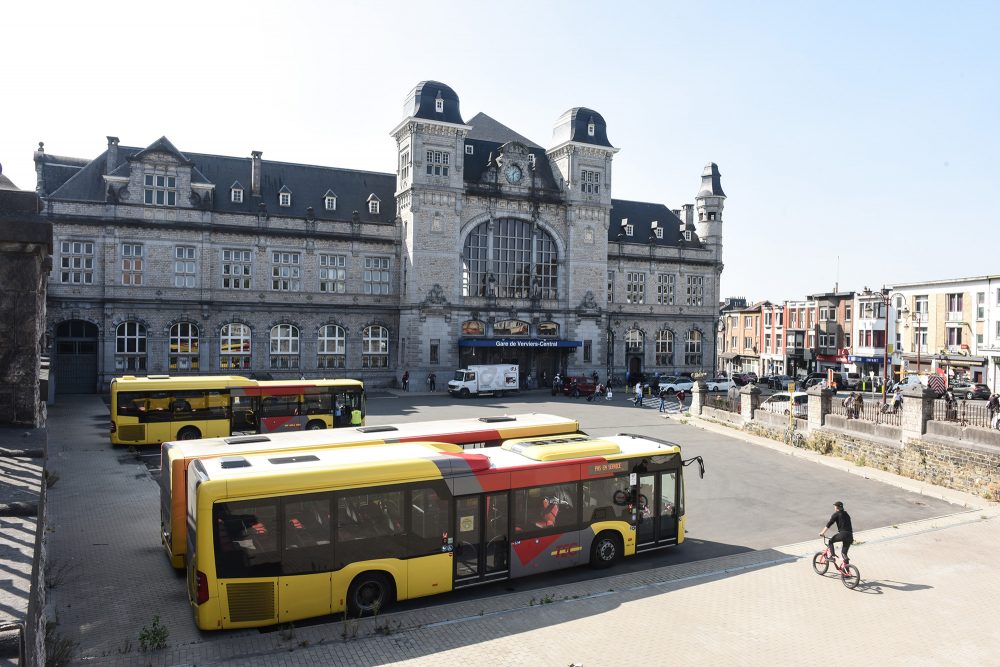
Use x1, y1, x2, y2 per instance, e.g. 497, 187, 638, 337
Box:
178, 426, 201, 441
306, 420, 326, 430
346, 572, 394, 617
590, 532, 622, 569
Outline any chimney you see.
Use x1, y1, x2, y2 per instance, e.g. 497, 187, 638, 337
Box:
251, 151, 263, 197
682, 204, 694, 227
106, 136, 120, 175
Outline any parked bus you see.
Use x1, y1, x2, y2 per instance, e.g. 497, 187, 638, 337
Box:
110, 375, 365, 446
186, 433, 704, 630
160, 413, 581, 568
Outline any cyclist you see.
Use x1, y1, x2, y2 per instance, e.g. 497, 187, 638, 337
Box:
819, 500, 853, 564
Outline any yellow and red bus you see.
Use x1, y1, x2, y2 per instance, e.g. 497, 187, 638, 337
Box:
160, 413, 581, 568
185, 433, 704, 630
110, 375, 365, 446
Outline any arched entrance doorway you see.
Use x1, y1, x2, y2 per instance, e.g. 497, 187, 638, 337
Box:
54, 320, 98, 394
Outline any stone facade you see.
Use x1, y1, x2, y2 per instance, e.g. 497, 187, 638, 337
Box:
37, 81, 724, 391
0, 172, 51, 425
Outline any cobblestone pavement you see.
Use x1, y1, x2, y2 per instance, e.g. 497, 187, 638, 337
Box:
41, 395, 999, 666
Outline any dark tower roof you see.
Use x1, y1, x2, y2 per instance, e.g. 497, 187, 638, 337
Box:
697, 162, 725, 197
551, 107, 613, 148
403, 80, 465, 125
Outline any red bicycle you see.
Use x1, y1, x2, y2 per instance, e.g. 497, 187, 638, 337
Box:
812, 537, 861, 589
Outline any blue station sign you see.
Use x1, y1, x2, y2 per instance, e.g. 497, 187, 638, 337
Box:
458, 338, 583, 349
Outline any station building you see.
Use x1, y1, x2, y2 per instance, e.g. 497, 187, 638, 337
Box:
35, 81, 725, 392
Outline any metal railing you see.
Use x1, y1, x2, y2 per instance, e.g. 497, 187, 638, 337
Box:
704, 395, 738, 413
932, 399, 992, 429
830, 396, 902, 427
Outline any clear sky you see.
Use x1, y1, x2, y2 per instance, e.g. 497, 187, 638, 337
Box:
2, 1, 997, 302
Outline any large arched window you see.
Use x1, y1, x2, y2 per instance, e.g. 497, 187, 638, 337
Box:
318, 324, 346, 369
270, 324, 300, 369
685, 330, 703, 367
462, 218, 558, 299
655, 330, 674, 366
493, 319, 529, 336
115, 322, 147, 371
220, 323, 251, 370
169, 322, 200, 371
625, 329, 644, 352
362, 325, 389, 368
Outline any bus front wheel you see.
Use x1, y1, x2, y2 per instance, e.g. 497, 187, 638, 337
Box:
590, 532, 622, 569
346, 572, 394, 617
177, 426, 201, 441
306, 420, 326, 430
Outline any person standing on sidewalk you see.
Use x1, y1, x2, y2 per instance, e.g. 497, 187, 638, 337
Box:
429, 372, 436, 392
402, 370, 410, 391
819, 500, 854, 564
658, 386, 668, 412
633, 381, 643, 407
676, 388, 686, 409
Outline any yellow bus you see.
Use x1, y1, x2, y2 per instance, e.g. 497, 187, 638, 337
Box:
110, 375, 365, 446
186, 433, 704, 630
160, 413, 581, 568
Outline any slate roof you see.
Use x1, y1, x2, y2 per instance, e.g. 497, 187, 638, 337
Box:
466, 113, 540, 148
34, 153, 90, 196
698, 162, 725, 197
404, 80, 465, 125
462, 114, 560, 192
609, 199, 698, 248
552, 107, 614, 148
44, 139, 397, 223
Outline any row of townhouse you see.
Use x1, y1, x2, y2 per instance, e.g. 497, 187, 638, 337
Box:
717, 276, 1000, 389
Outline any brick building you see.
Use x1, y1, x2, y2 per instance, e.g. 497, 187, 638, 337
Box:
36, 81, 724, 392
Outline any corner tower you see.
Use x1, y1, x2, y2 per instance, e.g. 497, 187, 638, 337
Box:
694, 162, 725, 262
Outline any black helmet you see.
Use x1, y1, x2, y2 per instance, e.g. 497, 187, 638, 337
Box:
833, 501, 844, 509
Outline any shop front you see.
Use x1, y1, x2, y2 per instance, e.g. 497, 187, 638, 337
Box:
816, 349, 849, 373
933, 353, 987, 384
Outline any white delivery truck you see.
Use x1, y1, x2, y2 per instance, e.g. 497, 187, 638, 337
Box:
448, 364, 519, 398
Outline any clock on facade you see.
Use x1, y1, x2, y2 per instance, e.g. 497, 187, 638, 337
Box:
504, 163, 523, 184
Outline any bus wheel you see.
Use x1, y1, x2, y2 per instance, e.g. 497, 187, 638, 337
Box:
346, 572, 394, 617
306, 420, 326, 430
590, 532, 622, 569
178, 426, 201, 441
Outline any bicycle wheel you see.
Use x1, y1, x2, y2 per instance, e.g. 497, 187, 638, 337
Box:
841, 564, 860, 589
812, 552, 829, 575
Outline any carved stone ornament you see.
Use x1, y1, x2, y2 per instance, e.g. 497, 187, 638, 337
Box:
423, 283, 448, 306
580, 290, 598, 310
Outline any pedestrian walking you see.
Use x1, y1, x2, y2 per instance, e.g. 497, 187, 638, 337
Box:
402, 370, 410, 391
988, 393, 999, 424
892, 386, 903, 414
633, 381, 643, 407
853, 392, 864, 419
842, 393, 854, 419
676, 388, 686, 408
429, 372, 436, 391
658, 387, 668, 412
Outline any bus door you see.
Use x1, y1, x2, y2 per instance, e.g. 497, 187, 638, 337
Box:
453, 493, 509, 588
635, 470, 679, 551
230, 393, 258, 433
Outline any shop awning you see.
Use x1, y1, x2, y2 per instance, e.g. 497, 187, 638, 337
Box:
458, 338, 582, 348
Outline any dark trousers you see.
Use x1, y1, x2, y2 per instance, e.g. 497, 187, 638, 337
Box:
829, 532, 853, 561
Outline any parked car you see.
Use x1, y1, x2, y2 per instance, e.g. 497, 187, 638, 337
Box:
761, 391, 809, 418
555, 375, 597, 397
843, 372, 862, 390
658, 375, 694, 394
706, 377, 733, 392
766, 375, 795, 390
962, 383, 991, 400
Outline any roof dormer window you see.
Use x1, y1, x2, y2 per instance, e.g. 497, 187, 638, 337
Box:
435, 92, 444, 113
683, 230, 692, 242
324, 190, 337, 211
528, 154, 536, 168
626, 224, 634, 237
278, 188, 292, 208
465, 144, 474, 155
231, 183, 244, 203
587, 119, 596, 137
367, 194, 380, 215
654, 227, 663, 239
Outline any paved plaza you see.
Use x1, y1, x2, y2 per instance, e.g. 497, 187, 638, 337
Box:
34, 392, 1000, 665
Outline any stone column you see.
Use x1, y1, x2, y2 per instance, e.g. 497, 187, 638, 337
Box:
901, 385, 934, 442
740, 384, 761, 421
807, 385, 833, 431
690, 372, 707, 416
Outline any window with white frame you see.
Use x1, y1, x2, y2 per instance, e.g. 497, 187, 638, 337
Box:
528, 154, 535, 168
657, 274, 675, 305
364, 257, 390, 295
913, 327, 927, 352
625, 329, 643, 352
400, 150, 411, 181
319, 254, 346, 293
744, 316, 752, 328
844, 332, 851, 348
977, 292, 985, 320
169, 322, 199, 371
269, 324, 300, 369
946, 293, 963, 318
271, 251, 301, 291
143, 173, 176, 206
625, 223, 634, 237
362, 325, 389, 368
764, 312, 772, 326
807, 332, 816, 349
844, 304, 851, 320
655, 330, 673, 365
587, 121, 595, 137
686, 275, 704, 306
174, 246, 196, 287
946, 326, 963, 348
222, 249, 252, 289
279, 191, 291, 207
435, 97, 444, 113
59, 240, 94, 284
776, 334, 783, 349
914, 295, 928, 318
625, 272, 645, 304
115, 321, 147, 371
318, 324, 346, 369
607, 271, 614, 304
654, 227, 663, 239
231, 186, 243, 203
995, 321, 1000, 340
324, 193, 337, 211
819, 307, 830, 321
220, 323, 251, 370
465, 145, 474, 155
765, 334, 771, 349
685, 330, 703, 366
581, 169, 601, 194
368, 197, 380, 214
121, 243, 143, 286
425, 150, 450, 176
